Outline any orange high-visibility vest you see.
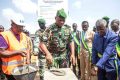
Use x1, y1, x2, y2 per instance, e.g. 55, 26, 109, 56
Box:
1, 30, 27, 75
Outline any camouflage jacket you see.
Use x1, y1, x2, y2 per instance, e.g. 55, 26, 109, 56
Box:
33, 28, 47, 54
41, 23, 73, 54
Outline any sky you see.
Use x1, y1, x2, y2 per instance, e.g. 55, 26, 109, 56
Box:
0, 0, 120, 33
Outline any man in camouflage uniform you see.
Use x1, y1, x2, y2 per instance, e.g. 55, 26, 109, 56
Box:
39, 9, 75, 70
33, 18, 47, 80
71, 23, 81, 77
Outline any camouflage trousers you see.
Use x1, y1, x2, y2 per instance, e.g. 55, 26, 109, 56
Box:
38, 54, 46, 80
48, 52, 69, 68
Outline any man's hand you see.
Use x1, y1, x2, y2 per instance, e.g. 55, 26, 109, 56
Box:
45, 53, 53, 65
20, 52, 26, 57
91, 66, 98, 76
70, 54, 75, 65
17, 50, 27, 57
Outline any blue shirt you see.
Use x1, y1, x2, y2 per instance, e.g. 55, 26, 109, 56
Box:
92, 29, 118, 72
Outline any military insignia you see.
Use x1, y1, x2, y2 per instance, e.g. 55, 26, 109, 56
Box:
64, 29, 69, 35
54, 28, 58, 32
59, 32, 62, 38
43, 36, 47, 41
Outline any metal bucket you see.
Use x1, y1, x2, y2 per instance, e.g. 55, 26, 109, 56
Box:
11, 65, 37, 80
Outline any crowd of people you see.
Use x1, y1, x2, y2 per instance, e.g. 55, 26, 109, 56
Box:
0, 8, 120, 80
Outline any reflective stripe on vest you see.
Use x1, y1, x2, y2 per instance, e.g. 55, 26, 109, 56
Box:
2, 60, 23, 66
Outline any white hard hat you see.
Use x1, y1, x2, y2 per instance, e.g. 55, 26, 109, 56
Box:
11, 18, 25, 26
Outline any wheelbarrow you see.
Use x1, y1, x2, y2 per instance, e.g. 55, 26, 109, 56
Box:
11, 64, 37, 80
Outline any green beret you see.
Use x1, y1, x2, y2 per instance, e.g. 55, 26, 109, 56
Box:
38, 18, 46, 24
56, 9, 67, 19
102, 16, 110, 21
